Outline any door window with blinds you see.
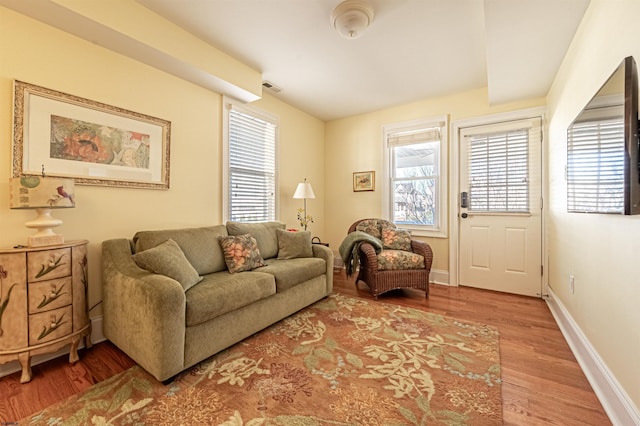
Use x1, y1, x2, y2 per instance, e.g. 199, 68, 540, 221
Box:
461, 118, 541, 214
383, 116, 448, 237
223, 98, 278, 222
466, 129, 530, 212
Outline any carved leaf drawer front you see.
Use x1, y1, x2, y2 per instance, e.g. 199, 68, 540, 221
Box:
0, 253, 28, 350
28, 305, 73, 345
27, 248, 72, 283
28, 277, 73, 315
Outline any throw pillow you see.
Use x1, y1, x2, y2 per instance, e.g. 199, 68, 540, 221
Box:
276, 229, 313, 259
132, 239, 203, 291
355, 219, 382, 239
381, 224, 412, 251
219, 234, 265, 273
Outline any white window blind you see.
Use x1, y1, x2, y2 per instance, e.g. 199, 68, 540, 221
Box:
226, 103, 277, 222
467, 129, 529, 212
567, 116, 624, 213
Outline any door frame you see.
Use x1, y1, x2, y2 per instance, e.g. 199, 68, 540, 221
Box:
449, 107, 548, 297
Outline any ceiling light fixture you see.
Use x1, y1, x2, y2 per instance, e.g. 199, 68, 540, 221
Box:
331, 0, 374, 39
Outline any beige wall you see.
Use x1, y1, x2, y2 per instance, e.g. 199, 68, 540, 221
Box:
324, 88, 544, 272
546, 0, 640, 409
0, 7, 324, 316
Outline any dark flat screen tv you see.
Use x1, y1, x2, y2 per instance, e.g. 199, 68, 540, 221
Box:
567, 56, 640, 215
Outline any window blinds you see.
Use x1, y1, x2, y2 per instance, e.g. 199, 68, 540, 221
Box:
228, 107, 277, 222
467, 129, 529, 212
567, 116, 624, 213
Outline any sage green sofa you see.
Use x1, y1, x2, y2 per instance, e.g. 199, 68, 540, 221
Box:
101, 221, 333, 382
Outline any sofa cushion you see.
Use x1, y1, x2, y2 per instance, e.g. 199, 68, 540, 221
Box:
219, 234, 265, 273
260, 257, 326, 292
133, 225, 228, 275
131, 239, 203, 291
185, 271, 275, 327
276, 229, 313, 259
381, 224, 412, 251
377, 250, 425, 271
226, 221, 285, 259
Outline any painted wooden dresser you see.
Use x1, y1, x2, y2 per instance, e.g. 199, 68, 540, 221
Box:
0, 240, 91, 383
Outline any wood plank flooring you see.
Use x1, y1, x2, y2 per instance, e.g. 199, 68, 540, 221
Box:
0, 271, 611, 425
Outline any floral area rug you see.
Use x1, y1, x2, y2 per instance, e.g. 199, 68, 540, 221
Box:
21, 294, 502, 425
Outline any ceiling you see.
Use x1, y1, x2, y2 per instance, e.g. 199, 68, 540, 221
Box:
135, 0, 590, 121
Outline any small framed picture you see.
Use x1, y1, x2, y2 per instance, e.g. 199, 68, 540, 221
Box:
353, 171, 375, 192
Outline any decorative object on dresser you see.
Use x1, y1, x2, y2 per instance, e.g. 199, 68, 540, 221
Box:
0, 240, 91, 383
292, 178, 315, 230
9, 175, 75, 247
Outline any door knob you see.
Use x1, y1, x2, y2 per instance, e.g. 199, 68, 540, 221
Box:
461, 213, 468, 218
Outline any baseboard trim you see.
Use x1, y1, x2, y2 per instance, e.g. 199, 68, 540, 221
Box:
430, 268, 449, 285
0, 316, 106, 379
546, 288, 640, 426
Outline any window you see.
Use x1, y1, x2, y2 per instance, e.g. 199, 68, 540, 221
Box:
223, 97, 278, 222
467, 129, 530, 212
567, 106, 624, 213
383, 116, 448, 237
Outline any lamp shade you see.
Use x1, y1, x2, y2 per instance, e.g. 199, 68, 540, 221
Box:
293, 182, 316, 199
9, 176, 75, 209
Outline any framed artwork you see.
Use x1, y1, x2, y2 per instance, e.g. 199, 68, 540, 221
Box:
353, 171, 375, 192
12, 80, 171, 189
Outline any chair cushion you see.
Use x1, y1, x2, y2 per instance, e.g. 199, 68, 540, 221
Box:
219, 234, 265, 273
259, 257, 326, 292
381, 224, 412, 251
377, 250, 425, 271
356, 218, 395, 239
277, 229, 313, 259
185, 271, 275, 326
131, 239, 203, 291
226, 221, 285, 259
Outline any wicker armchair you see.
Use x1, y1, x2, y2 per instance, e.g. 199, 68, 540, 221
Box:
347, 218, 433, 298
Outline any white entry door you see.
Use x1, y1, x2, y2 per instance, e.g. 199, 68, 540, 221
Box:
458, 118, 542, 297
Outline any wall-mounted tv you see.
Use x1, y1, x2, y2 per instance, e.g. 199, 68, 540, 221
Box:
567, 56, 640, 215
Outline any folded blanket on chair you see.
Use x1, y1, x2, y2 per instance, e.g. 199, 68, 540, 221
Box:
339, 231, 384, 277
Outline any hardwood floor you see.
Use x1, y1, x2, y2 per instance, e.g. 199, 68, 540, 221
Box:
0, 271, 611, 425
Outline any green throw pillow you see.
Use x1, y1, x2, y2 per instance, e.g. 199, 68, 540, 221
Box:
132, 239, 203, 291
277, 229, 313, 259
219, 234, 265, 273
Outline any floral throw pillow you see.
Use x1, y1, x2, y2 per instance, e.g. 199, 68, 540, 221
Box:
219, 234, 265, 273
381, 224, 412, 251
355, 219, 383, 239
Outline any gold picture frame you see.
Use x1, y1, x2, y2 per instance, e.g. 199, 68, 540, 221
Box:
353, 171, 375, 192
12, 80, 171, 189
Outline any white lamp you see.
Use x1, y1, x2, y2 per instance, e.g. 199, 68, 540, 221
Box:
9, 175, 76, 247
293, 178, 316, 230
331, 0, 375, 39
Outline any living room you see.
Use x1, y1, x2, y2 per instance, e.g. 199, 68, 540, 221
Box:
0, 0, 638, 424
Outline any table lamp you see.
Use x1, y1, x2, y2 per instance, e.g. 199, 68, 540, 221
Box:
293, 178, 315, 230
9, 175, 75, 247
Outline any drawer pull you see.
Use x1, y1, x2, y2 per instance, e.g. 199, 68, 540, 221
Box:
35, 254, 66, 279
37, 283, 67, 309
38, 312, 67, 341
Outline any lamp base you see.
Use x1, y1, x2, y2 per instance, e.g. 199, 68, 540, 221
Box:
28, 234, 65, 247
24, 208, 65, 247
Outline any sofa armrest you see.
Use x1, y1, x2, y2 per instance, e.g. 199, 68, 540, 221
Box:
411, 239, 434, 271
312, 244, 334, 294
102, 238, 186, 381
